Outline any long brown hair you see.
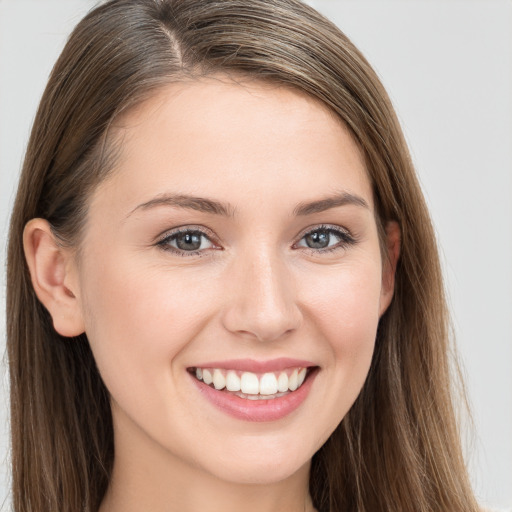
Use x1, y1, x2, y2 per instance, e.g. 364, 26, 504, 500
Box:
7, 1, 479, 511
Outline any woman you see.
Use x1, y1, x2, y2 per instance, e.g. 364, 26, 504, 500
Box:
6, 0, 481, 511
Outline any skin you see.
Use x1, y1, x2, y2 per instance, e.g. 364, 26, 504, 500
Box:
24, 76, 400, 512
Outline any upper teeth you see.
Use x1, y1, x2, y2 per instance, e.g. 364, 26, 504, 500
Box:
194, 367, 308, 395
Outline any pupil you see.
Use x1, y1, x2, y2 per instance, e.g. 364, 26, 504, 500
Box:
176, 232, 201, 251
306, 230, 329, 249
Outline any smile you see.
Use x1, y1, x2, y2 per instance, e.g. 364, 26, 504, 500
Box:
192, 367, 309, 399
188, 361, 319, 422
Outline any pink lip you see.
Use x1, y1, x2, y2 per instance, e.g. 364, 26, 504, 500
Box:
189, 366, 319, 422
190, 357, 316, 373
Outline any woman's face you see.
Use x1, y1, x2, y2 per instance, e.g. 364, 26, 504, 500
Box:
73, 76, 396, 484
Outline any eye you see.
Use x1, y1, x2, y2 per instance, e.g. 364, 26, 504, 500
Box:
157, 228, 217, 256
294, 225, 356, 254
156, 224, 356, 257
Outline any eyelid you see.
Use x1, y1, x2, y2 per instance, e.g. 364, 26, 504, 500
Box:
294, 223, 353, 242
292, 224, 356, 251
155, 225, 221, 256
155, 224, 217, 244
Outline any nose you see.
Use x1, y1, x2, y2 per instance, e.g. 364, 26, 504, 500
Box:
221, 247, 303, 342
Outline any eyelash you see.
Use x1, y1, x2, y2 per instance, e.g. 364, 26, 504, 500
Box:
156, 224, 357, 258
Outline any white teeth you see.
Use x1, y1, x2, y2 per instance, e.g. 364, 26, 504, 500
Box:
234, 390, 289, 400
297, 368, 307, 387
259, 372, 278, 395
193, 366, 311, 396
213, 369, 226, 390
277, 372, 289, 392
202, 369, 213, 385
288, 369, 299, 391
225, 370, 241, 392
241, 372, 260, 394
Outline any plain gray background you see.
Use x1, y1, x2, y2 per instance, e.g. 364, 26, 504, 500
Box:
1, 0, 511, 510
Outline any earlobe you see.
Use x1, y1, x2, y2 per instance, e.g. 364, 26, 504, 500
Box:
379, 220, 401, 316
23, 218, 85, 337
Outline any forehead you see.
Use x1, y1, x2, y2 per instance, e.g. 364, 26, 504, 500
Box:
93, 75, 373, 217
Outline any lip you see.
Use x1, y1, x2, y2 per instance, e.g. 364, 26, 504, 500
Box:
189, 365, 319, 422
190, 357, 316, 373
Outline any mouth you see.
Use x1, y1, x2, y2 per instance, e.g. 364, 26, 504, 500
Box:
187, 361, 319, 421
189, 366, 313, 400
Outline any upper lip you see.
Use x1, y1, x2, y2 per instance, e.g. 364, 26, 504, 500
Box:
189, 357, 317, 373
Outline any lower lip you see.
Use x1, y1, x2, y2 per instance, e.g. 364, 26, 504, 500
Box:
190, 369, 318, 422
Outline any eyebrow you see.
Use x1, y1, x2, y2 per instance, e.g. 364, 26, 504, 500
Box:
293, 192, 369, 216
128, 194, 236, 218
127, 190, 369, 219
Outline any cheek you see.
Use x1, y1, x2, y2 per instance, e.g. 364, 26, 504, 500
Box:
301, 257, 383, 347
297, 259, 382, 421
78, 249, 218, 402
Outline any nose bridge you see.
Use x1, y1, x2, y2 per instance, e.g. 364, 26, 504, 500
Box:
222, 241, 302, 342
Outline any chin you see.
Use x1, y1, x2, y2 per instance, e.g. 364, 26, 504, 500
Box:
211, 460, 309, 486
197, 436, 314, 485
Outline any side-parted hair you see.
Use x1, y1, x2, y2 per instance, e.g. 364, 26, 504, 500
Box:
7, 1, 480, 511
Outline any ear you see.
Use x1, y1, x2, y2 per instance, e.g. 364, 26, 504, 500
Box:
379, 220, 401, 316
23, 218, 85, 337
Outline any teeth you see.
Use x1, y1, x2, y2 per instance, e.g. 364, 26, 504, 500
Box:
225, 370, 241, 392
259, 373, 278, 395
241, 372, 259, 394
203, 369, 213, 385
213, 369, 226, 390
288, 368, 299, 391
192, 366, 311, 396
234, 390, 289, 400
297, 368, 307, 387
277, 372, 289, 392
